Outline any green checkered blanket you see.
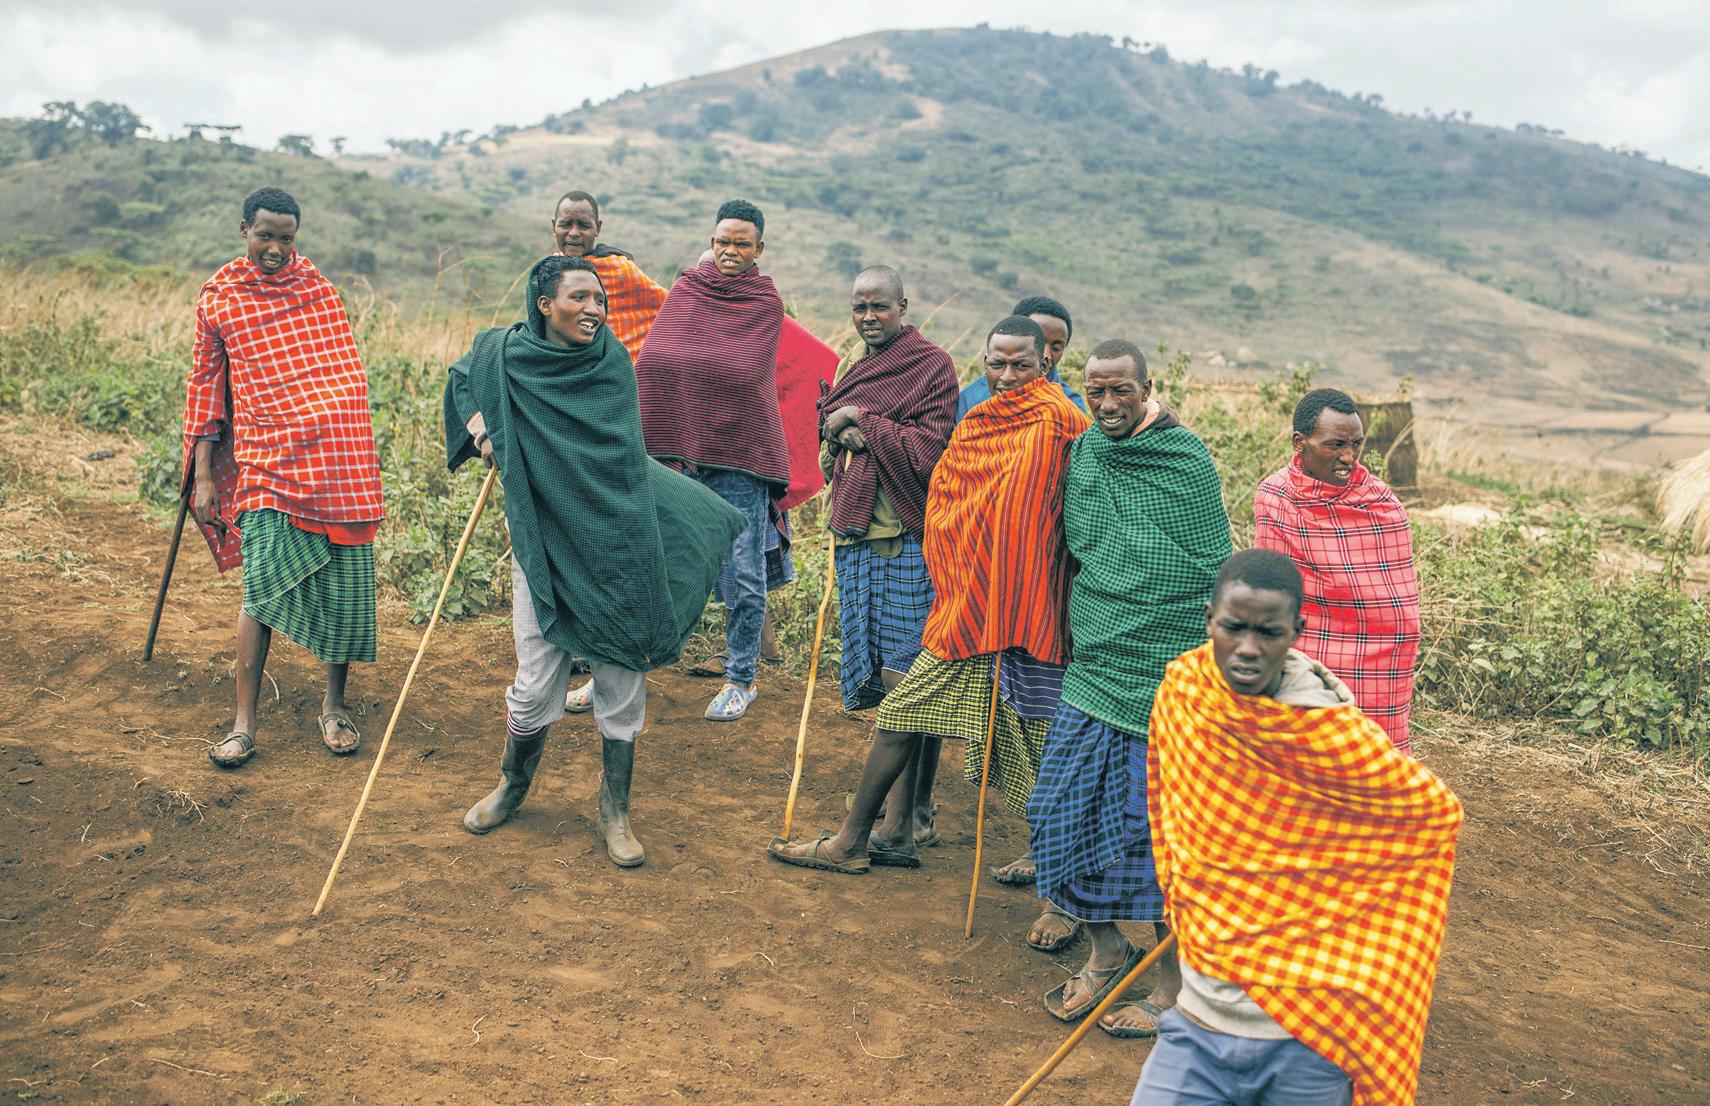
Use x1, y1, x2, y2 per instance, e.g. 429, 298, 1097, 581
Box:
444, 260, 744, 671
240, 509, 376, 663
1060, 424, 1232, 734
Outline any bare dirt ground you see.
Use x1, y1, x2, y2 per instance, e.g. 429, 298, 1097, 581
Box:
2, 428, 1708, 1106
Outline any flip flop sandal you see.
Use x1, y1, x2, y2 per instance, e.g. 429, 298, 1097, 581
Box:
866, 833, 922, 869
991, 857, 1038, 886
565, 680, 594, 714
1042, 943, 1143, 1022
318, 712, 362, 756
761, 651, 785, 666
686, 652, 731, 678
1027, 903, 1085, 952
1098, 998, 1164, 1039
705, 683, 756, 722
767, 831, 870, 875
209, 731, 255, 769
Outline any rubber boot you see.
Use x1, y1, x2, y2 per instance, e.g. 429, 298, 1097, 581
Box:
597, 736, 645, 867
463, 728, 548, 834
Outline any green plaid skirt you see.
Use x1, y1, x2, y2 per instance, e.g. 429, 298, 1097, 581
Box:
875, 650, 1052, 817
240, 509, 377, 664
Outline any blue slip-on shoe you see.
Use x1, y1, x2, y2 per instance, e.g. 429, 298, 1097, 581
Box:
705, 682, 757, 722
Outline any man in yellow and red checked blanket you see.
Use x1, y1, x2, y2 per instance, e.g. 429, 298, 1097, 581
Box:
1135, 548, 1462, 1106
184, 187, 386, 770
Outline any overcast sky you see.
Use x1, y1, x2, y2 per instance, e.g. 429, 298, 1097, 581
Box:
4, 1, 1707, 170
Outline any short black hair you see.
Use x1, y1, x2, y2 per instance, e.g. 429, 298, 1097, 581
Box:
1292, 387, 1360, 436
1212, 549, 1304, 617
554, 190, 600, 221
853, 264, 904, 299
243, 186, 300, 227
1087, 338, 1149, 381
715, 198, 765, 238
987, 314, 1046, 357
1011, 295, 1072, 340
533, 254, 604, 300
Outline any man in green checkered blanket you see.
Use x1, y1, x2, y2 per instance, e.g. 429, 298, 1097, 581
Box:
1027, 338, 1231, 1036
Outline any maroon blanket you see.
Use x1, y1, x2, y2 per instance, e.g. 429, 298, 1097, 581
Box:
636, 261, 788, 493
821, 325, 959, 538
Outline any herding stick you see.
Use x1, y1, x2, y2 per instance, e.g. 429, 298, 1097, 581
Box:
774, 527, 838, 845
1002, 932, 1179, 1106
142, 473, 194, 662
313, 466, 499, 917
963, 655, 1003, 939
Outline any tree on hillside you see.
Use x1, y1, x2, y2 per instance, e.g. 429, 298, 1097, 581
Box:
81, 101, 147, 144
277, 134, 317, 157
25, 100, 80, 159
330, 136, 347, 156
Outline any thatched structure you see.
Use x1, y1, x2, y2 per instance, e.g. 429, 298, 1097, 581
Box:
1658, 447, 1710, 552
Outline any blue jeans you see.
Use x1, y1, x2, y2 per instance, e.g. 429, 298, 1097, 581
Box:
696, 469, 768, 687
1131, 1009, 1352, 1106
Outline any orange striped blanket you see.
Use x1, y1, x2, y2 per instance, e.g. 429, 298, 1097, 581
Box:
920, 376, 1090, 664
1149, 642, 1463, 1106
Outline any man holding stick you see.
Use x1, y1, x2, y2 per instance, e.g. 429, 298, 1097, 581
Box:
768, 315, 1087, 874
449, 255, 743, 867
819, 265, 958, 852
1133, 549, 1461, 1105
184, 186, 385, 769
1028, 339, 1231, 1037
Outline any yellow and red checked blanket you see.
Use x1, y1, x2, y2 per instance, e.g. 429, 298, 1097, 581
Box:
182, 254, 384, 571
920, 376, 1090, 664
1149, 642, 1463, 1106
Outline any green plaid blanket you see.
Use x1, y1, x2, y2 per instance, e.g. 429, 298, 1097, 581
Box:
240, 508, 376, 663
1059, 424, 1232, 734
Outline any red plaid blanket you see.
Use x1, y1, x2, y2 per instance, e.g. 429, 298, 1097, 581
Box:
182, 255, 384, 571
1254, 457, 1420, 751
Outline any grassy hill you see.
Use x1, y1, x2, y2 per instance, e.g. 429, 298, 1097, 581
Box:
0, 122, 540, 308
2, 26, 1708, 430
355, 26, 1710, 420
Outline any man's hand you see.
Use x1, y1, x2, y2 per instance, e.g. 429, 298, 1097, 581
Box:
478, 435, 497, 468
190, 439, 226, 538
836, 425, 868, 453
824, 404, 863, 444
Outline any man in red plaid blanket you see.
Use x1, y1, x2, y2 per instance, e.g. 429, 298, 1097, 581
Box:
1253, 387, 1420, 753
183, 187, 386, 770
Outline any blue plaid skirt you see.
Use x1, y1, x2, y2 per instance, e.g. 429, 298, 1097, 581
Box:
834, 536, 933, 709
1028, 702, 1163, 923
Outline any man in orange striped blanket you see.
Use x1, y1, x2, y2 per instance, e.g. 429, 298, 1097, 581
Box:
550, 190, 668, 362
1134, 548, 1462, 1106
768, 315, 1089, 876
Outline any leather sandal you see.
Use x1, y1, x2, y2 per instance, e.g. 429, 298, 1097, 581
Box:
209, 731, 255, 769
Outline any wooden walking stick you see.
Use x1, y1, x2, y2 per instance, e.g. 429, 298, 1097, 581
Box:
964, 655, 1003, 939
142, 472, 194, 662
312, 466, 499, 917
774, 527, 839, 845
1002, 932, 1179, 1106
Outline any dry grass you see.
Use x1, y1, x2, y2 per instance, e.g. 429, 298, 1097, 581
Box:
1658, 447, 1710, 552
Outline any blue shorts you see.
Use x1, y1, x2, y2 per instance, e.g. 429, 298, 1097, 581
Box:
1131, 1008, 1351, 1106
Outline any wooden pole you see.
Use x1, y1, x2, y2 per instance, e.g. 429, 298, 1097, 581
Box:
776, 528, 838, 844
142, 476, 194, 662
1002, 933, 1179, 1106
312, 467, 499, 917
964, 655, 1002, 939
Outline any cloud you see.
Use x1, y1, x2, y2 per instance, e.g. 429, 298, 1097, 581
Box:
2, 2, 1707, 169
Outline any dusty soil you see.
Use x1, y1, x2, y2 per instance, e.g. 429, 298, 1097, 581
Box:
1, 432, 1708, 1106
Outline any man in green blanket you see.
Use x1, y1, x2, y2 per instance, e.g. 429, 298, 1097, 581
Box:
1028, 338, 1231, 1037
446, 255, 744, 867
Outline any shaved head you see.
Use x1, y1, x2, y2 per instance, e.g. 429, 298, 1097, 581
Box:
853, 264, 905, 300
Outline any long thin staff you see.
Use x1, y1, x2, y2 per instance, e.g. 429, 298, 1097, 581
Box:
313, 466, 499, 917
142, 473, 194, 662
1002, 932, 1179, 1106
775, 527, 838, 844
964, 655, 1002, 939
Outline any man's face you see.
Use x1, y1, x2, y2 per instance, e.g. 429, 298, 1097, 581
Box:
1294, 408, 1365, 485
239, 209, 297, 274
1029, 313, 1070, 372
1206, 583, 1303, 697
538, 270, 608, 348
1084, 356, 1152, 439
552, 198, 601, 257
711, 218, 763, 275
851, 280, 906, 350
984, 333, 1045, 396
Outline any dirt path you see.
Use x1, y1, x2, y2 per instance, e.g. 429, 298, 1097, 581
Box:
1, 432, 1706, 1105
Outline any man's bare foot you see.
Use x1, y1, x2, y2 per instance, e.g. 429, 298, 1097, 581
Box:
318, 707, 361, 755
991, 853, 1037, 886
1044, 940, 1139, 1021
1026, 904, 1082, 951
766, 832, 870, 874
1099, 989, 1170, 1038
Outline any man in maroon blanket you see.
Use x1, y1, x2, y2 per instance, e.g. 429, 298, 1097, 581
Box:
635, 199, 787, 722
